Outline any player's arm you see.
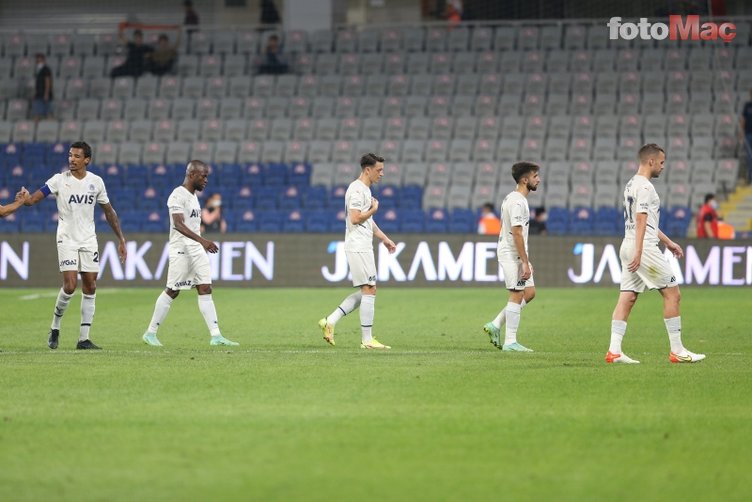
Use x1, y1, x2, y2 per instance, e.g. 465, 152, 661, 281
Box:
703, 214, 714, 239
627, 212, 647, 272
349, 196, 379, 225
510, 224, 531, 280
100, 202, 127, 264
372, 221, 396, 253
24, 185, 50, 206
0, 188, 30, 217
657, 228, 683, 259
172, 213, 219, 253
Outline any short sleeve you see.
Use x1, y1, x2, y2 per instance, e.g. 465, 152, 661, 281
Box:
96, 178, 110, 205
44, 173, 62, 195
167, 191, 183, 214
348, 190, 366, 211
508, 201, 528, 227
634, 185, 652, 214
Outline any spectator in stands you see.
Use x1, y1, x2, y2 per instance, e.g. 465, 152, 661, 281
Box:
446, 0, 463, 27
148, 32, 180, 76
256, 34, 288, 75
184, 0, 200, 30
201, 193, 228, 234
111, 28, 153, 78
0, 188, 29, 217
740, 89, 752, 182
477, 202, 501, 235
695, 193, 719, 239
31, 54, 53, 121
529, 207, 547, 235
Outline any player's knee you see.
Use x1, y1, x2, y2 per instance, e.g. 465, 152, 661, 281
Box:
197, 284, 212, 295
62, 279, 77, 295
362, 285, 376, 295
165, 288, 180, 299
524, 288, 536, 303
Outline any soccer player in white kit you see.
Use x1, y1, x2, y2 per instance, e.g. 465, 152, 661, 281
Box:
606, 144, 705, 364
318, 153, 397, 349
22, 141, 127, 350
142, 161, 239, 347
483, 162, 540, 352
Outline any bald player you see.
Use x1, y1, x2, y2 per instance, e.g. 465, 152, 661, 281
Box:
142, 161, 239, 347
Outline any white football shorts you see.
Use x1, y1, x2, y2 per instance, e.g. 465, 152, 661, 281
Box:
619, 239, 677, 293
499, 257, 535, 291
346, 250, 377, 287
166, 246, 212, 290
57, 246, 99, 273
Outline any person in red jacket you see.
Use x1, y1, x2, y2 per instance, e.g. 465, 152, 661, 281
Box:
696, 193, 719, 239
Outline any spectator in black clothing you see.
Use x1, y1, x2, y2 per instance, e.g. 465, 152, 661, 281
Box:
740, 89, 752, 182
201, 193, 227, 234
260, 0, 281, 25
184, 0, 200, 30
31, 53, 53, 121
529, 207, 547, 235
111, 28, 153, 78
148, 32, 180, 76
256, 34, 288, 75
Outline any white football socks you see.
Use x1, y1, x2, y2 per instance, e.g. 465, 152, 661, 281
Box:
198, 294, 221, 337
664, 316, 684, 354
503, 302, 522, 345
327, 291, 363, 325
79, 293, 96, 342
360, 294, 375, 343
148, 291, 174, 333
51, 288, 73, 330
609, 320, 627, 354
492, 298, 527, 329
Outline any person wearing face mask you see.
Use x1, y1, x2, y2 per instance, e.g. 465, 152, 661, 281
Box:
201, 193, 227, 234
695, 193, 719, 239
32, 53, 53, 121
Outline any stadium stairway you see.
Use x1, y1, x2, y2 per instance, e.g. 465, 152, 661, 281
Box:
721, 184, 752, 232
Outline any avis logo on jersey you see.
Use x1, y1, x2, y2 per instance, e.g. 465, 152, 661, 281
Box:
68, 194, 95, 204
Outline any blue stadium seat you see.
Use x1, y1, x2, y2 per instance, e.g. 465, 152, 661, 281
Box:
425, 208, 448, 232
279, 186, 302, 210
328, 185, 347, 208
305, 210, 331, 232
240, 163, 265, 185
254, 186, 279, 210
399, 185, 423, 209
546, 207, 570, 235
283, 210, 305, 232
448, 208, 475, 233
375, 208, 400, 233
0, 216, 21, 233
302, 186, 327, 209
289, 163, 312, 187
375, 184, 399, 209
264, 163, 289, 186
234, 209, 258, 232
594, 207, 622, 236
569, 207, 594, 235
256, 210, 284, 232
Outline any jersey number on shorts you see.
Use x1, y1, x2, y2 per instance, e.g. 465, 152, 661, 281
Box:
623, 196, 635, 223
93, 252, 99, 263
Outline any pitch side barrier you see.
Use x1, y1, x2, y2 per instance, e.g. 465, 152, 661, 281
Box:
0, 234, 751, 288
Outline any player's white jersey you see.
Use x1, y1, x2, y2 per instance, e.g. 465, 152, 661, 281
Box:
497, 191, 530, 260
167, 186, 203, 251
623, 175, 660, 245
344, 179, 374, 252
45, 171, 109, 249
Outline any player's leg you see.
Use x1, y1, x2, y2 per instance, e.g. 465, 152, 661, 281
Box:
143, 288, 179, 346
606, 240, 643, 363
606, 291, 640, 363
660, 286, 705, 363
75, 248, 102, 350
353, 252, 388, 350
187, 251, 238, 347
48, 247, 80, 349
485, 285, 535, 346
319, 290, 362, 346
493, 259, 533, 352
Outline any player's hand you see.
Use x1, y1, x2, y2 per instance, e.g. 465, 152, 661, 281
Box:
370, 197, 379, 213
15, 187, 29, 201
118, 240, 127, 264
627, 251, 641, 272
203, 239, 219, 253
666, 240, 683, 259
383, 238, 397, 254
520, 262, 531, 280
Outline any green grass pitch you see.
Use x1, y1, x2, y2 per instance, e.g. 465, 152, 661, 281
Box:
1, 287, 750, 501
